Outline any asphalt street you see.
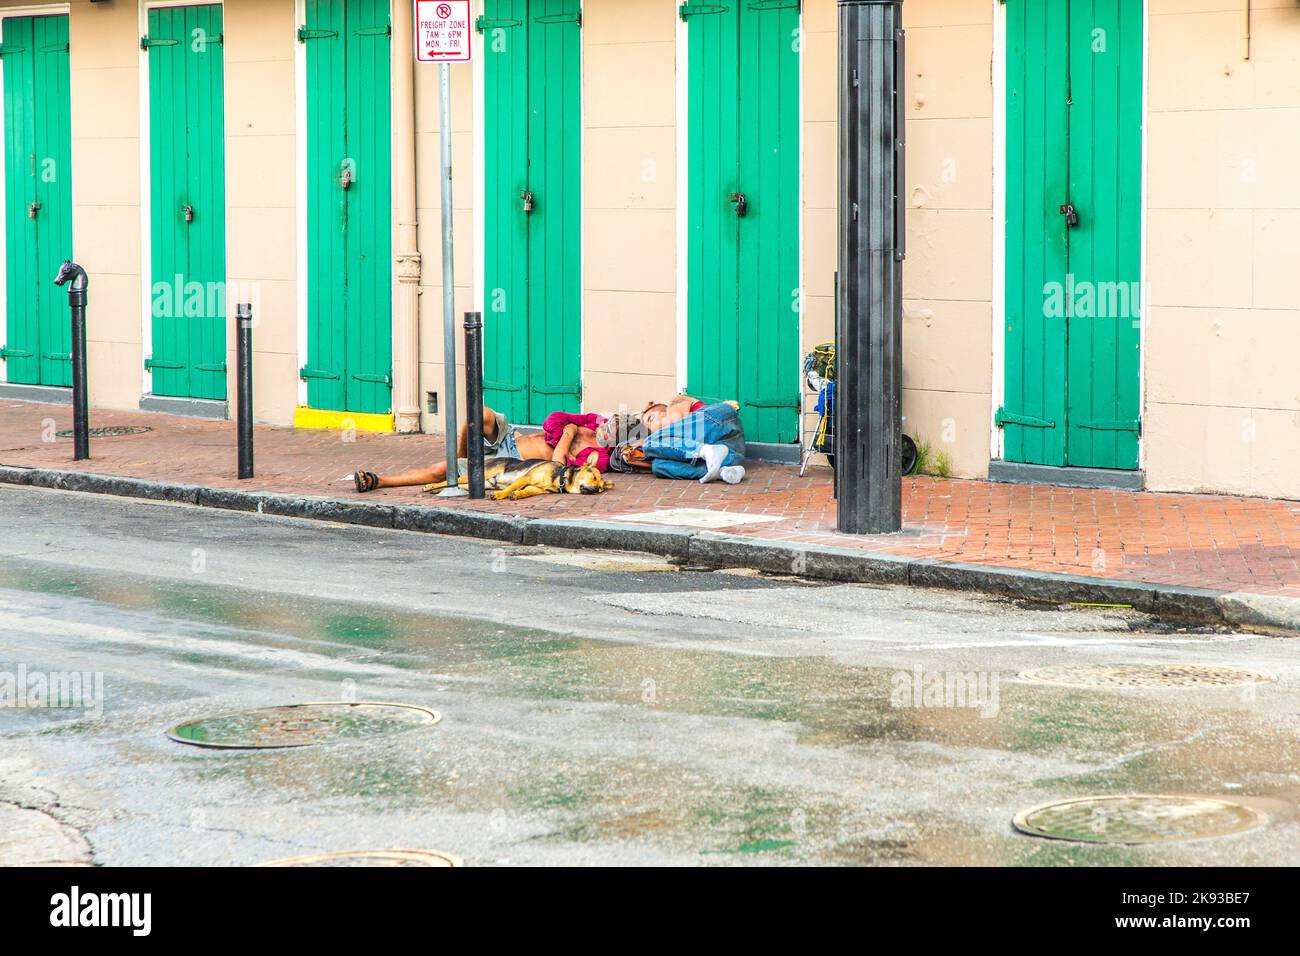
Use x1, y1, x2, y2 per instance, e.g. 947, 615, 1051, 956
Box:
0, 485, 1297, 866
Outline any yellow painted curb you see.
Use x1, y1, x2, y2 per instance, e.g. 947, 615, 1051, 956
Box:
293, 406, 394, 433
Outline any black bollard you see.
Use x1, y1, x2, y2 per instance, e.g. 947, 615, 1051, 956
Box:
236, 303, 254, 479
463, 311, 485, 500
53, 260, 89, 461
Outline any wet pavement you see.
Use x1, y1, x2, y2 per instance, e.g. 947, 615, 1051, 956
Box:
1, 485, 1298, 866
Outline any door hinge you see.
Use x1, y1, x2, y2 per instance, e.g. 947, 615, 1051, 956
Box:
995, 407, 1055, 429
355, 24, 392, 38
39, 43, 70, 53
299, 365, 340, 380
140, 36, 181, 49
745, 396, 801, 409
297, 26, 338, 42
484, 380, 524, 392
531, 383, 582, 398
0, 44, 25, 57
0, 347, 33, 360
748, 0, 800, 11
1077, 418, 1141, 435
534, 11, 582, 27
42, 352, 71, 362
351, 371, 393, 386
475, 16, 523, 33
194, 362, 227, 373
679, 4, 729, 20
144, 358, 185, 371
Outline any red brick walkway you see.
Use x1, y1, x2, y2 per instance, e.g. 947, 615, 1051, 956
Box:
3, 399, 1298, 599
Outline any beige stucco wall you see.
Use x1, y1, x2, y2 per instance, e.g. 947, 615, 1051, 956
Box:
414, 35, 475, 436
223, 0, 298, 424
1143, 0, 1300, 498
803, 0, 994, 478
581, 0, 678, 414
4, 0, 1298, 499
60, 0, 142, 413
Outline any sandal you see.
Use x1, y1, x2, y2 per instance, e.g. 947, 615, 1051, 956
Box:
353, 470, 379, 493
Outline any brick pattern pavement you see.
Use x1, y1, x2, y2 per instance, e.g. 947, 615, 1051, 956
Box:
2, 399, 1297, 598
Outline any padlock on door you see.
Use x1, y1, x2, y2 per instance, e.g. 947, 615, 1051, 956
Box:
183, 203, 194, 223
520, 190, 535, 214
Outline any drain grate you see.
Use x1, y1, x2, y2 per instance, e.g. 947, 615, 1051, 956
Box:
54, 425, 153, 438
1013, 795, 1263, 845
1019, 663, 1275, 689
257, 849, 461, 867
166, 701, 440, 749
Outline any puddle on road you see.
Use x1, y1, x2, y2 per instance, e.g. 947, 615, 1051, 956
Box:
1, 556, 1295, 865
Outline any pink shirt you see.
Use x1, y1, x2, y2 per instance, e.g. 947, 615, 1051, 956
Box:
542, 412, 611, 472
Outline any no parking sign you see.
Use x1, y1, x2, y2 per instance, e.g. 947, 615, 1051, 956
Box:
415, 0, 472, 63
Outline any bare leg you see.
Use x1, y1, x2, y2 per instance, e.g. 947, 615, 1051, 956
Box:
373, 406, 500, 489
458, 407, 500, 457
376, 463, 443, 488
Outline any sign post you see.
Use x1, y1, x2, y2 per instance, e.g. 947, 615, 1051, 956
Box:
415, 1, 473, 495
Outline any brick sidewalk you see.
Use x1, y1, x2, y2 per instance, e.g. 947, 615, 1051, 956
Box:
3, 398, 1298, 600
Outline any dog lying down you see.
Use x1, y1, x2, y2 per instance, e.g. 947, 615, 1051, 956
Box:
423, 451, 613, 501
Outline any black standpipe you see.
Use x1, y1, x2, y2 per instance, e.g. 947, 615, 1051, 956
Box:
236, 303, 254, 479
463, 311, 485, 500
836, 0, 905, 534
53, 260, 89, 461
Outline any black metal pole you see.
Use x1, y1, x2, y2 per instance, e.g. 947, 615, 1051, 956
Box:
53, 260, 89, 461
236, 303, 254, 479
836, 0, 905, 534
463, 311, 485, 499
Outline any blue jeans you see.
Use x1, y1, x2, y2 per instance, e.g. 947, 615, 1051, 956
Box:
643, 403, 745, 479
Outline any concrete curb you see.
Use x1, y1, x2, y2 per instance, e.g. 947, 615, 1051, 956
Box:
2, 463, 1296, 633
524, 519, 695, 558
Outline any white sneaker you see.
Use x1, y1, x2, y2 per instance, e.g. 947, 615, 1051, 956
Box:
719, 465, 745, 485
698, 443, 729, 483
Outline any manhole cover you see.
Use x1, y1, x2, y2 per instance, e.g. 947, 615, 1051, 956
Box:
54, 425, 152, 438
257, 849, 461, 867
1019, 663, 1275, 689
1013, 795, 1263, 845
166, 701, 440, 749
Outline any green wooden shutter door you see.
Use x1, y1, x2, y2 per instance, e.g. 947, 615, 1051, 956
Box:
685, 3, 741, 425
1003, 0, 1141, 470
686, 1, 800, 444
483, 0, 531, 424
1064, 0, 1141, 470
1003, 0, 1069, 467
147, 5, 227, 401
483, 0, 580, 424
525, 0, 581, 420
3, 15, 72, 388
739, 0, 800, 443
304, 0, 392, 415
